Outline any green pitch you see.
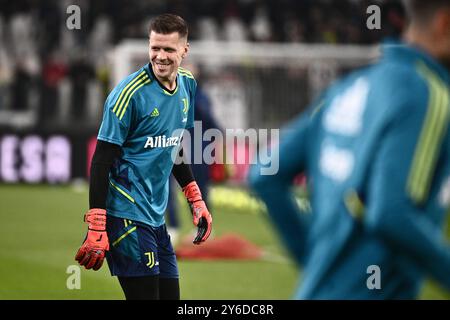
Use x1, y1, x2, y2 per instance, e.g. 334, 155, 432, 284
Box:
0, 184, 448, 300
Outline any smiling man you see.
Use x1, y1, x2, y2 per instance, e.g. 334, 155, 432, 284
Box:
75, 14, 212, 300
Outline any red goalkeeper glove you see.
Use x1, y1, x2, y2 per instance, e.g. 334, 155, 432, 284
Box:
182, 181, 213, 245
75, 208, 109, 270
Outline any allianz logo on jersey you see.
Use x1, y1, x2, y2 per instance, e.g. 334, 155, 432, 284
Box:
144, 134, 182, 149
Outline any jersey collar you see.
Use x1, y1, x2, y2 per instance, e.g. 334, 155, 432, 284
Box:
381, 39, 449, 85
145, 63, 179, 95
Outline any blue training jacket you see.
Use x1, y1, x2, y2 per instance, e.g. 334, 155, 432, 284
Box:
249, 41, 450, 299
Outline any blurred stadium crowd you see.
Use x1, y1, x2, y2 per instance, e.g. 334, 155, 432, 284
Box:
0, 0, 405, 129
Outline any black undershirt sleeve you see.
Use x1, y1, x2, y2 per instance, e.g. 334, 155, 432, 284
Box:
89, 140, 121, 209
171, 146, 195, 189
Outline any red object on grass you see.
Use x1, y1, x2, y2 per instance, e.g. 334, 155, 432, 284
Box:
176, 233, 263, 260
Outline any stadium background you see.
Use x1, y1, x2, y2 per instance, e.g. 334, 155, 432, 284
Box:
0, 0, 449, 299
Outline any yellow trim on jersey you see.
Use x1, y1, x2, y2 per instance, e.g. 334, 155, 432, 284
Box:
162, 85, 179, 96
178, 67, 193, 75
178, 67, 195, 79
115, 75, 150, 119
112, 226, 137, 247
112, 71, 147, 115
345, 190, 365, 220
118, 78, 151, 120
407, 63, 450, 204
109, 180, 135, 203
178, 71, 194, 79
123, 219, 133, 227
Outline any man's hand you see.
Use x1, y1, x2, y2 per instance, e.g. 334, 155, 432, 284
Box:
182, 181, 213, 244
75, 208, 109, 270
190, 200, 213, 244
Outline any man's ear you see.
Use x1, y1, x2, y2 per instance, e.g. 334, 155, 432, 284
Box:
432, 8, 450, 36
437, 9, 450, 38
182, 42, 190, 59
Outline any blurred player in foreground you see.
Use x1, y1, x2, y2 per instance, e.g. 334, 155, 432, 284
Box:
250, 0, 450, 299
75, 14, 212, 300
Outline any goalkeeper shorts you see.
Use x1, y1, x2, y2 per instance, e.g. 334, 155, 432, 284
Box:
105, 215, 179, 278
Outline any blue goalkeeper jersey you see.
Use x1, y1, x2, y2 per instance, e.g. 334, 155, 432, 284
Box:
250, 41, 450, 299
97, 64, 196, 227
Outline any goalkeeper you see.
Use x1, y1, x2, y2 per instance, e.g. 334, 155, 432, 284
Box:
75, 14, 212, 300
250, 0, 450, 299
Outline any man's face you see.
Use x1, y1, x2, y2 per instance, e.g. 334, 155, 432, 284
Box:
149, 31, 189, 84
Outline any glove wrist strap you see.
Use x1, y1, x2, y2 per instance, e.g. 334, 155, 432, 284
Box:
182, 181, 202, 203
84, 208, 107, 231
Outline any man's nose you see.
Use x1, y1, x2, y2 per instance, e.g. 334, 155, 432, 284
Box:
157, 50, 167, 60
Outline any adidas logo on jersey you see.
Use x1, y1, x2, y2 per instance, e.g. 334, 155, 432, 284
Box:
150, 108, 160, 117
144, 135, 180, 149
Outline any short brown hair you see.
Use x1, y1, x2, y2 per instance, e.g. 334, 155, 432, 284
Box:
149, 14, 188, 38
402, 0, 450, 24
